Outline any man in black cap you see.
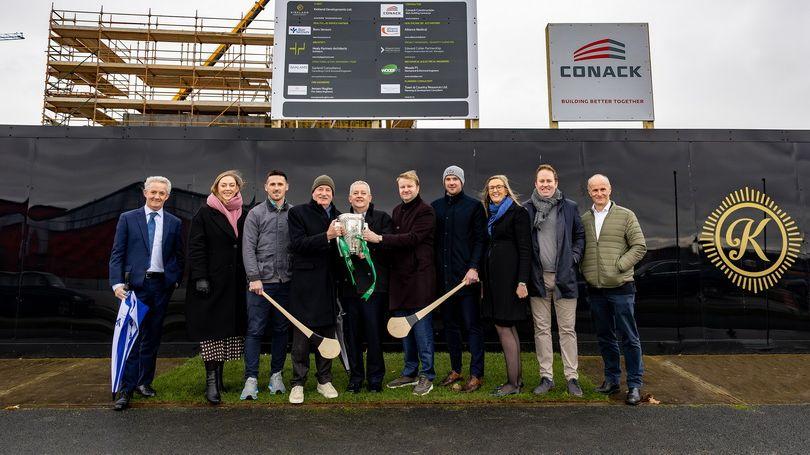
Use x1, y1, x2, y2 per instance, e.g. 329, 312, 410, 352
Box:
431, 165, 487, 392
287, 175, 342, 404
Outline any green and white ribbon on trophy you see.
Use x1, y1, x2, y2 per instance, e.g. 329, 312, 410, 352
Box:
336, 213, 377, 301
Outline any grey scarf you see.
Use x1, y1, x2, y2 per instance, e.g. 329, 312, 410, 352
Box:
531, 188, 562, 229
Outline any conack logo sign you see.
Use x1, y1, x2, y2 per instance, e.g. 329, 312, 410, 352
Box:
560, 37, 641, 78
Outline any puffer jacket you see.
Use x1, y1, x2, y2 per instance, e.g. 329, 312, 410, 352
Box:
580, 202, 646, 288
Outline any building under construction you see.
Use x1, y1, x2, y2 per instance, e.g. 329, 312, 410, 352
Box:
42, 3, 405, 128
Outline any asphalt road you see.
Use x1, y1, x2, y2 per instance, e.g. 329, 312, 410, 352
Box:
2, 405, 807, 454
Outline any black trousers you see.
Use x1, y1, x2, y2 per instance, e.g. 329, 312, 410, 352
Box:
343, 293, 386, 387
291, 325, 335, 386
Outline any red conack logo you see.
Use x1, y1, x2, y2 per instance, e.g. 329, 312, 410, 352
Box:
573, 38, 626, 62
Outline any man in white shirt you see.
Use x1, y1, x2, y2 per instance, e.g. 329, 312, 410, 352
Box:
580, 174, 647, 406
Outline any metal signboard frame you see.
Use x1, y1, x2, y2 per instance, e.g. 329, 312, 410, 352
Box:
547, 23, 654, 123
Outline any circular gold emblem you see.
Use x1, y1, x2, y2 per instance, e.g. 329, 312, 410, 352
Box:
700, 187, 802, 293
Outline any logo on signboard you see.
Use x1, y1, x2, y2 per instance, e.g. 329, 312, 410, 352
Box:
380, 64, 398, 75
381, 25, 401, 37
287, 85, 308, 96
573, 38, 626, 61
288, 26, 311, 35
380, 84, 400, 94
381, 4, 404, 18
700, 187, 802, 293
291, 3, 309, 16
560, 37, 640, 78
288, 42, 306, 55
288, 63, 309, 74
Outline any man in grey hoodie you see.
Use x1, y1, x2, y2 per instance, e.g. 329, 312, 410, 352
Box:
240, 170, 292, 400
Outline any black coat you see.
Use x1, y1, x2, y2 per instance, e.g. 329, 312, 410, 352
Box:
384, 195, 436, 311
431, 191, 486, 295
523, 197, 585, 299
185, 204, 247, 342
288, 199, 341, 328
481, 201, 532, 323
339, 203, 393, 296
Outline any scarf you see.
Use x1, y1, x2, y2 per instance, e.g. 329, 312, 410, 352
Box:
487, 197, 513, 236
207, 192, 243, 236
530, 188, 562, 230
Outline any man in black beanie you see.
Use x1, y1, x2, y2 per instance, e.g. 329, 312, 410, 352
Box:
431, 165, 487, 392
287, 174, 342, 404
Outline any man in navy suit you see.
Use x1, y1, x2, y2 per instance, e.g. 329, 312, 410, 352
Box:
109, 176, 184, 411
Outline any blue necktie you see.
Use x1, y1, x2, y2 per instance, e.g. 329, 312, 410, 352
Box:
147, 212, 157, 252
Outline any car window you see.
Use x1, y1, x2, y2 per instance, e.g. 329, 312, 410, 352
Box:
21, 273, 49, 287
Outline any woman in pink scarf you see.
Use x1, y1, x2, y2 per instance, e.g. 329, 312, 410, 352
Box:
185, 170, 248, 404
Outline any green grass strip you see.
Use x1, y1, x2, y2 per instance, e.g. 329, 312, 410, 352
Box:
150, 352, 608, 405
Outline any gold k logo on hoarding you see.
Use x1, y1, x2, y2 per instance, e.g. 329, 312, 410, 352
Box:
700, 188, 802, 293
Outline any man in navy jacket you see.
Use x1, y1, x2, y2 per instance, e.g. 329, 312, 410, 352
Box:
431, 165, 487, 392
523, 164, 585, 397
109, 176, 184, 410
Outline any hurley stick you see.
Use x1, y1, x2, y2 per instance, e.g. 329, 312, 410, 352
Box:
387, 281, 467, 338
261, 291, 341, 359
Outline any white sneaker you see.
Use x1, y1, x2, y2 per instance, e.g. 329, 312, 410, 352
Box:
289, 385, 304, 404
268, 371, 286, 395
316, 382, 339, 399
240, 377, 258, 400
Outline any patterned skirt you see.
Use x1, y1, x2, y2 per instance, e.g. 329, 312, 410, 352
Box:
200, 336, 244, 362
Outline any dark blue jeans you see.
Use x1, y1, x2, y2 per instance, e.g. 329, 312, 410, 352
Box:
441, 293, 484, 378
244, 282, 291, 379
343, 293, 386, 387
394, 309, 435, 381
588, 289, 644, 388
122, 276, 171, 392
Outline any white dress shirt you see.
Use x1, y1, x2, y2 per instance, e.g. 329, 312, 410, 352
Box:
145, 206, 165, 273
112, 206, 166, 291
592, 201, 612, 241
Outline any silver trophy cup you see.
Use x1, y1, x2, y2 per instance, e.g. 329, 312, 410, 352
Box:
337, 213, 366, 255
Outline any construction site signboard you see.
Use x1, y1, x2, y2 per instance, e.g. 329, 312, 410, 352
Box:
547, 23, 654, 121
272, 0, 479, 119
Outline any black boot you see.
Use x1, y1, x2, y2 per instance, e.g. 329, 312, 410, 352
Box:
205, 361, 221, 405
216, 362, 226, 393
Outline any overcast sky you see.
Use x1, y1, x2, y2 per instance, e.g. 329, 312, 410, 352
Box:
1, 0, 808, 128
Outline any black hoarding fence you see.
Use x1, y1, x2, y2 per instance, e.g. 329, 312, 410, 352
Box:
1, 126, 809, 356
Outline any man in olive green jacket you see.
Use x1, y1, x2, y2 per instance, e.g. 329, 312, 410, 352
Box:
580, 174, 647, 406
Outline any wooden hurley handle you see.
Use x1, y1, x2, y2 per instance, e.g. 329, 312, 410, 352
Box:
261, 291, 314, 338
414, 281, 467, 321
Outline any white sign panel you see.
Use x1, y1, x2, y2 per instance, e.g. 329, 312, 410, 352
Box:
547, 23, 654, 121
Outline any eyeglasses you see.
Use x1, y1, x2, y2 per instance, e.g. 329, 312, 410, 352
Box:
487, 185, 505, 191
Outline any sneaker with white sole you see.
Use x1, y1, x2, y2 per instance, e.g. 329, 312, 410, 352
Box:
386, 375, 418, 389
289, 385, 304, 404
240, 377, 259, 401
412, 375, 433, 396
268, 371, 286, 395
316, 382, 339, 399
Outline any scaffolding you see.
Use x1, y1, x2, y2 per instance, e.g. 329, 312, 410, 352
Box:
42, 7, 274, 127
41, 6, 422, 128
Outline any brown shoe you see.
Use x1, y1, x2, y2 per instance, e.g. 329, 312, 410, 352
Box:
439, 370, 463, 387
462, 376, 483, 393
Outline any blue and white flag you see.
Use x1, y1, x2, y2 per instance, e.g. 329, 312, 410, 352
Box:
111, 291, 149, 395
